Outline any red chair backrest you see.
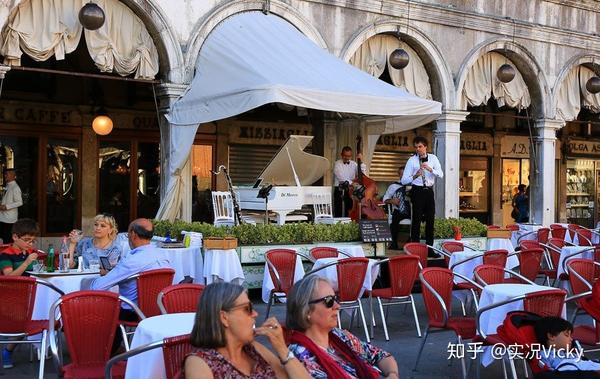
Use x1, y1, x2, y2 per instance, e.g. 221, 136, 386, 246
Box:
309, 247, 338, 260
474, 264, 505, 286
548, 238, 565, 250
523, 289, 566, 318
404, 242, 428, 269
0, 276, 37, 332
420, 268, 453, 328
265, 249, 297, 293
595, 247, 600, 280
506, 224, 519, 231
576, 227, 593, 246
137, 268, 175, 317
579, 280, 600, 322
568, 224, 579, 240
483, 249, 508, 268
336, 258, 368, 302
537, 228, 550, 244
441, 241, 463, 266
160, 284, 205, 314
162, 334, 193, 379
487, 225, 501, 230
59, 290, 121, 366
567, 259, 595, 296
518, 248, 544, 282
520, 240, 542, 250
387, 255, 420, 297
549, 224, 566, 240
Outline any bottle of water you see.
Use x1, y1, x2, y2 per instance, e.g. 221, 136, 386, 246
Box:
46, 244, 55, 272
165, 230, 171, 243
59, 237, 69, 272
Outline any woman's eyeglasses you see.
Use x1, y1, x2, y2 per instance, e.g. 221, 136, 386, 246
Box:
227, 301, 254, 316
309, 295, 340, 308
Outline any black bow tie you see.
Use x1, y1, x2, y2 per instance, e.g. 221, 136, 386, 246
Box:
343, 161, 350, 165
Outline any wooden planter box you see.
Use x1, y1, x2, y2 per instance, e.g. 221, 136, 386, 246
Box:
486, 229, 512, 239
203, 237, 238, 250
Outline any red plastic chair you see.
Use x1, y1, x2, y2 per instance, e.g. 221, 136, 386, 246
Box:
566, 259, 598, 324
474, 264, 535, 286
482, 249, 508, 267
536, 228, 550, 244
523, 289, 567, 317
548, 237, 567, 250
0, 276, 64, 379
157, 284, 205, 314
336, 257, 370, 342
309, 246, 336, 260
370, 255, 421, 339
414, 268, 477, 378
550, 224, 567, 240
519, 240, 542, 251
121, 268, 175, 323
516, 248, 545, 283
49, 290, 144, 379
506, 224, 519, 231
265, 249, 300, 319
441, 241, 464, 266
404, 242, 429, 269
568, 279, 600, 350
104, 334, 192, 379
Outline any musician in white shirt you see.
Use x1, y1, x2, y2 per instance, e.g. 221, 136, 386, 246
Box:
383, 166, 410, 250
0, 169, 23, 244
333, 146, 365, 217
400, 137, 443, 252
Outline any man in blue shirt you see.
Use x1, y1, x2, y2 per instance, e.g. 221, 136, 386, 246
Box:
87, 218, 170, 352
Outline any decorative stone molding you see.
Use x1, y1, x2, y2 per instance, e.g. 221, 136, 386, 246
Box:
0, 64, 9, 79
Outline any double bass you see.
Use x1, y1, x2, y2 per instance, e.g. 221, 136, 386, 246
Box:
348, 136, 387, 221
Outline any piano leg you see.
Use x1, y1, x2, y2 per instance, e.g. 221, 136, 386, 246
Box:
274, 211, 290, 225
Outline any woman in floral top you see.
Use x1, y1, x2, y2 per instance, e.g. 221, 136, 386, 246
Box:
287, 275, 399, 379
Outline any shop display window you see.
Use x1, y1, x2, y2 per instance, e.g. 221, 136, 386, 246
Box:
502, 159, 530, 225
191, 144, 214, 223
46, 139, 79, 233
0, 136, 38, 222
99, 141, 131, 231
566, 159, 595, 228
136, 143, 160, 219
459, 158, 490, 224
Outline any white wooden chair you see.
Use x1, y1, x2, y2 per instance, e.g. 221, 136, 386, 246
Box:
312, 192, 351, 224
211, 191, 235, 227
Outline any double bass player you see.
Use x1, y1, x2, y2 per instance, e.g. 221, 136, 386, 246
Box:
333, 146, 365, 217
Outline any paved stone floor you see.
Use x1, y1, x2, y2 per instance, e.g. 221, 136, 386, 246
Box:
2, 288, 598, 378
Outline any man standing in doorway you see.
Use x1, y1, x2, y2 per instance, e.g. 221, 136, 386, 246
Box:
333, 146, 365, 217
0, 169, 23, 244
401, 137, 443, 254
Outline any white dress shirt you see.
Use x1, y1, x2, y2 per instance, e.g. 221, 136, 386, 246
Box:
0, 180, 23, 223
400, 153, 443, 187
333, 160, 366, 186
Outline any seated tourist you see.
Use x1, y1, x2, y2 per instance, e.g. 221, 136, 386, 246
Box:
286, 275, 399, 379
183, 282, 311, 379
0, 218, 39, 277
67, 213, 121, 269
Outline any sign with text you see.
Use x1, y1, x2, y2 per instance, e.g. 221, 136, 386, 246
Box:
567, 139, 600, 157
375, 130, 432, 152
460, 133, 493, 156
228, 121, 312, 145
359, 220, 392, 244
500, 136, 531, 158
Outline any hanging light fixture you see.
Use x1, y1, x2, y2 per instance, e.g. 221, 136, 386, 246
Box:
79, 2, 105, 30
497, 63, 516, 83
92, 115, 113, 135
586, 58, 600, 94
389, 1, 411, 70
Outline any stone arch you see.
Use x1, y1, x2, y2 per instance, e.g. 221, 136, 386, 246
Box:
340, 18, 454, 110
551, 53, 600, 119
184, 0, 328, 82
0, 0, 185, 83
455, 38, 550, 118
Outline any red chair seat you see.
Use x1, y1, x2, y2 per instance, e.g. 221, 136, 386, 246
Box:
504, 277, 525, 284
573, 325, 599, 347
63, 361, 126, 379
473, 333, 505, 346
25, 319, 51, 335
453, 282, 478, 291
446, 317, 476, 340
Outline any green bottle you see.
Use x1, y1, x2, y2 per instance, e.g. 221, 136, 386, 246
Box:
46, 244, 55, 272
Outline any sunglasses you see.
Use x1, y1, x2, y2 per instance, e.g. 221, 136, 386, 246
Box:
227, 301, 254, 316
309, 295, 340, 308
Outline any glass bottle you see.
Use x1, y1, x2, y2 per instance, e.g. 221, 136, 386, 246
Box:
46, 244, 55, 272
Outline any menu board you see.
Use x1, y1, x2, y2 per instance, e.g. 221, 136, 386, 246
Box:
359, 220, 392, 243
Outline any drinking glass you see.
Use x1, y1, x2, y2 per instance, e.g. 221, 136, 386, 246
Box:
72, 229, 84, 242
88, 259, 100, 272
32, 261, 43, 273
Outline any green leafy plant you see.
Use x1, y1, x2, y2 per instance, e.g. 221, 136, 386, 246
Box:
420, 217, 487, 239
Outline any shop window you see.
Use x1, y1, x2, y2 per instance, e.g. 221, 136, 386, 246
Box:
566, 159, 595, 228
136, 143, 160, 219
46, 139, 79, 233
99, 141, 131, 231
191, 144, 214, 223
0, 136, 38, 222
459, 158, 490, 224
502, 159, 530, 225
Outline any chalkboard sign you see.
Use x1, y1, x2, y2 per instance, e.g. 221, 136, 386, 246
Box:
359, 220, 392, 243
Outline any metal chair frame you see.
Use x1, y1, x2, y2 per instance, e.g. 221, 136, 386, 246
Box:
264, 250, 311, 320
561, 246, 597, 279
473, 266, 536, 286
307, 247, 352, 262
565, 291, 600, 354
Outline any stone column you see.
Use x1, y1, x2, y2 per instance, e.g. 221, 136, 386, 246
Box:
434, 111, 468, 218
531, 119, 564, 226
156, 83, 190, 220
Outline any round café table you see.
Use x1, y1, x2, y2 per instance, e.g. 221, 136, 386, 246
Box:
203, 248, 245, 285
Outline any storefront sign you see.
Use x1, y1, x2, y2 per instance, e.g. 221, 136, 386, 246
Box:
0, 105, 79, 126
460, 133, 493, 156
229, 122, 312, 145
375, 130, 432, 152
500, 136, 531, 158
567, 139, 600, 156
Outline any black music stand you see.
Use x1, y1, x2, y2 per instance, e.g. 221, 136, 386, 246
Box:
257, 184, 273, 224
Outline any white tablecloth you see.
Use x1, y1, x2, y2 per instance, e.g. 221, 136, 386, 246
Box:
487, 238, 515, 252
449, 248, 518, 284
478, 283, 566, 336
203, 249, 245, 285
160, 247, 204, 284
31, 271, 100, 320
557, 246, 595, 277
262, 255, 305, 303
311, 257, 380, 297
125, 312, 195, 379
336, 245, 365, 257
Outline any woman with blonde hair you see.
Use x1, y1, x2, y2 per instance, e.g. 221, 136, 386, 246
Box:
66, 213, 121, 269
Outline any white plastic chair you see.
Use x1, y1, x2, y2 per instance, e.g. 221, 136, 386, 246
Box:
312, 192, 351, 224
211, 191, 235, 227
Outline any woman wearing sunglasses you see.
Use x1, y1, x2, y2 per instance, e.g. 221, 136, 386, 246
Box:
183, 282, 311, 379
286, 275, 399, 379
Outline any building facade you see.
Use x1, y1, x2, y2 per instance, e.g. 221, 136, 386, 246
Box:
0, 0, 599, 237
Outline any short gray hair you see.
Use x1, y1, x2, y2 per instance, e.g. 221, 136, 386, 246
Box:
286, 275, 330, 332
190, 282, 246, 348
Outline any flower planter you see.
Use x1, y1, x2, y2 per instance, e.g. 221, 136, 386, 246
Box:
431, 237, 487, 251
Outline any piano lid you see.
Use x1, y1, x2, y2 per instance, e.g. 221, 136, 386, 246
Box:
257, 135, 329, 186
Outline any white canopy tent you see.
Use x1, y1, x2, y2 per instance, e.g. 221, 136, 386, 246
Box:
157, 11, 441, 220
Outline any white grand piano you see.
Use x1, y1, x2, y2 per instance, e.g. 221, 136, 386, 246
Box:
235, 135, 330, 225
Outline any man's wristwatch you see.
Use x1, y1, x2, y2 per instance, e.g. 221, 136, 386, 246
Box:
279, 350, 296, 365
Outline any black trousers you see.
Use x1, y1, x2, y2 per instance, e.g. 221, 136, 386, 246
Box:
389, 210, 403, 248
410, 186, 435, 253
333, 186, 352, 217
0, 222, 14, 244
